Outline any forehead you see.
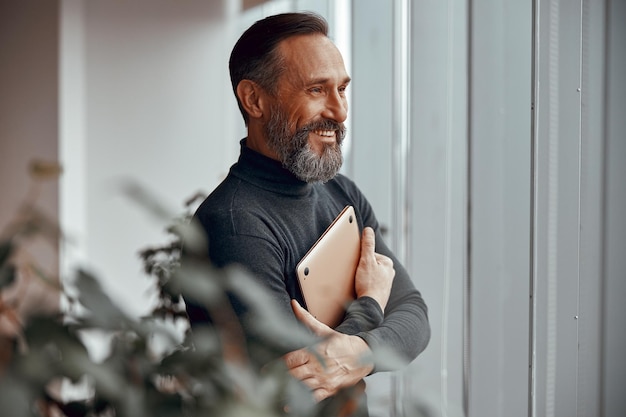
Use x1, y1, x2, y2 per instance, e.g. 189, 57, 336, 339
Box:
275, 34, 349, 85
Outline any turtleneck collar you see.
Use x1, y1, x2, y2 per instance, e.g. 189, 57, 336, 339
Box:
229, 138, 314, 197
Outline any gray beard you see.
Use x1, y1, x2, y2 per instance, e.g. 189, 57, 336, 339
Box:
265, 106, 345, 183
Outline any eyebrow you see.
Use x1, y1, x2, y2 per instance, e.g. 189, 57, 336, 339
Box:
307, 76, 352, 86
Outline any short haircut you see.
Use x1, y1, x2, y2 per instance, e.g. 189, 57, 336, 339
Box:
229, 12, 329, 124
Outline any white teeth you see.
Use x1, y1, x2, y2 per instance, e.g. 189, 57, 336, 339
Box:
314, 130, 335, 137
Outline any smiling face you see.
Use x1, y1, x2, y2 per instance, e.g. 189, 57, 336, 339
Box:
263, 34, 351, 182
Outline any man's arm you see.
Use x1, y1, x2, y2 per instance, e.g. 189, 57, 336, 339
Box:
358, 228, 430, 363
284, 227, 416, 401
285, 299, 375, 402
328, 176, 431, 361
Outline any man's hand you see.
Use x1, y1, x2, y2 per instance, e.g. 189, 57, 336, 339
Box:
284, 300, 374, 402
354, 227, 395, 311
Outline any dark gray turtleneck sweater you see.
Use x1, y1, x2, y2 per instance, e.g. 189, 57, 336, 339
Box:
190, 139, 430, 365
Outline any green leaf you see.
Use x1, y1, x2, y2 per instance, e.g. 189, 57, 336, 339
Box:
225, 266, 317, 349
74, 269, 130, 330
168, 219, 208, 256
119, 180, 175, 223
0, 240, 13, 267
366, 344, 408, 371
21, 316, 93, 382
0, 376, 35, 417
0, 264, 16, 290
29, 159, 62, 180
0, 240, 16, 290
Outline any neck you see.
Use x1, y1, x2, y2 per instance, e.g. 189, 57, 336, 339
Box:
246, 122, 280, 161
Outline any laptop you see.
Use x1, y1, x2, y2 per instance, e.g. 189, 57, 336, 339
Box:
296, 205, 361, 328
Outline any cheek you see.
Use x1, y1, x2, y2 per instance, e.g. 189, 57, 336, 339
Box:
279, 95, 325, 130
294, 105, 325, 129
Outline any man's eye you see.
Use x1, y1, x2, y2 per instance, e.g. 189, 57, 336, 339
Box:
309, 87, 323, 94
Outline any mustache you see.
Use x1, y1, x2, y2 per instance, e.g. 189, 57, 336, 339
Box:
300, 119, 346, 138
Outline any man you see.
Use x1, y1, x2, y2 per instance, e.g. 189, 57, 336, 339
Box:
188, 11, 430, 413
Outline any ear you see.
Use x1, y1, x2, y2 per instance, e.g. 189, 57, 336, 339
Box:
236, 80, 269, 120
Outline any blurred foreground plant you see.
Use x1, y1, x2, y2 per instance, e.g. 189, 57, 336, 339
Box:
0, 177, 381, 417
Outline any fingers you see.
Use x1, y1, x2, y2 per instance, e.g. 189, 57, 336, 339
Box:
354, 227, 395, 311
284, 347, 310, 370
361, 228, 393, 267
284, 334, 373, 402
374, 252, 393, 267
284, 349, 332, 400
284, 349, 338, 402
360, 227, 376, 258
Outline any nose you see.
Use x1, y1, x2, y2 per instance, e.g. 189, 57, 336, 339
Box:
322, 90, 348, 123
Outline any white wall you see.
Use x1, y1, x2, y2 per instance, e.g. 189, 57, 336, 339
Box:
404, 1, 468, 415
60, 0, 242, 318
468, 1, 532, 416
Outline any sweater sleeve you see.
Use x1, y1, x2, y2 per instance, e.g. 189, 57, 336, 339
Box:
357, 231, 430, 366
333, 177, 431, 367
335, 228, 430, 367
334, 296, 384, 335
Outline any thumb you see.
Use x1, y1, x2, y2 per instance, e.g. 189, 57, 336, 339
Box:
291, 299, 333, 337
361, 227, 376, 257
